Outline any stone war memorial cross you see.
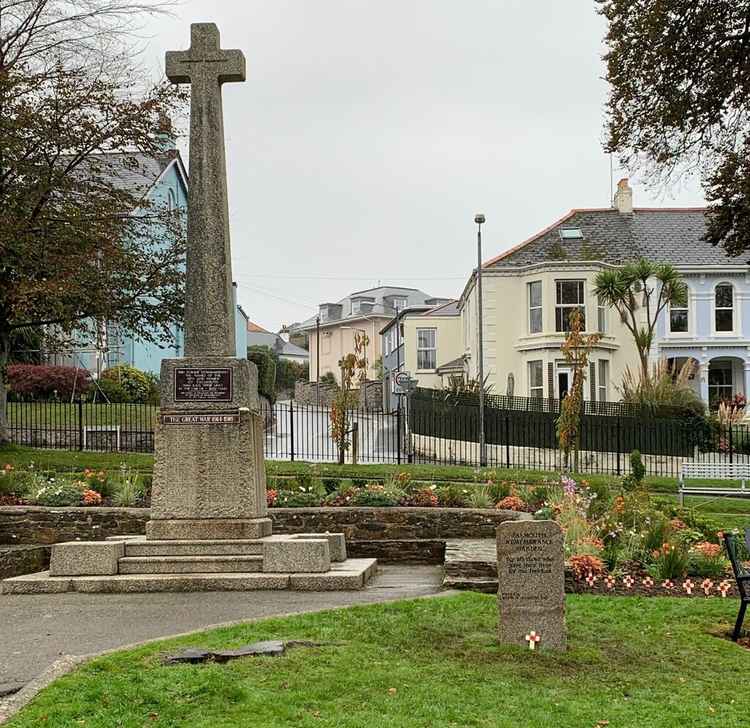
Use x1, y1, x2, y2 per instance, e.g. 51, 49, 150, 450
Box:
0, 22, 377, 595
147, 22, 270, 542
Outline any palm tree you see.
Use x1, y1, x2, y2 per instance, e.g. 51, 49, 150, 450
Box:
594, 259, 687, 382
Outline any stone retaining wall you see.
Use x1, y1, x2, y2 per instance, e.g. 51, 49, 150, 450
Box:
0, 545, 51, 579
294, 382, 337, 407
0, 506, 523, 545
358, 381, 383, 411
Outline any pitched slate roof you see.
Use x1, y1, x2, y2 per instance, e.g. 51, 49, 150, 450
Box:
72, 151, 183, 199
485, 208, 744, 269
422, 300, 460, 316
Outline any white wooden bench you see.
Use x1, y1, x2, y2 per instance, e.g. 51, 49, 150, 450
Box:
678, 463, 750, 505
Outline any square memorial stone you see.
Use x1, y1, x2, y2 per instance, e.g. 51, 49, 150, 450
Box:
50, 541, 124, 576
263, 539, 331, 573
496, 520, 566, 651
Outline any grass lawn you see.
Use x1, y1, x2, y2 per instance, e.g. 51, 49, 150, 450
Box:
0, 445, 154, 473
6, 402, 158, 428
6, 592, 748, 728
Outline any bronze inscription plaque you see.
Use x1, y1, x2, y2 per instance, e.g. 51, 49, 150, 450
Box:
174, 367, 232, 402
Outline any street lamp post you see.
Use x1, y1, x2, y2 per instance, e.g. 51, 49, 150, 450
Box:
315, 315, 321, 407
475, 213, 487, 467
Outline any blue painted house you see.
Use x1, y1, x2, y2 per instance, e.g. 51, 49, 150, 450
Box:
652, 224, 750, 408
47, 145, 247, 376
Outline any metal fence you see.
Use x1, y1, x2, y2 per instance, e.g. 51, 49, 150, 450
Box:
5, 395, 749, 477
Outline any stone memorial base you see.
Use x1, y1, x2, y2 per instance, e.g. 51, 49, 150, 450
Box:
2, 534, 378, 594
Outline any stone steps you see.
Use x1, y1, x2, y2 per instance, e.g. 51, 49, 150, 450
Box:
1, 559, 379, 594
118, 555, 263, 574
122, 539, 264, 557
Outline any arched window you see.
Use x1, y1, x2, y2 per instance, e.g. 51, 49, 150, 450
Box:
715, 283, 734, 332
167, 188, 176, 213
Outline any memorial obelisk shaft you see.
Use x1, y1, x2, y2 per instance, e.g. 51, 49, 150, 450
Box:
146, 23, 271, 541
166, 23, 244, 356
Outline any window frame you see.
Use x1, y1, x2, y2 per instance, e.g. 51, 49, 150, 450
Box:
555, 280, 586, 333
416, 327, 437, 371
714, 283, 735, 334
669, 298, 689, 334
597, 295, 607, 334
528, 360, 544, 398
597, 359, 608, 403
528, 281, 543, 334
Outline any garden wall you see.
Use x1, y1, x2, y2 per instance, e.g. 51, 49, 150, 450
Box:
0, 506, 523, 564
294, 382, 337, 407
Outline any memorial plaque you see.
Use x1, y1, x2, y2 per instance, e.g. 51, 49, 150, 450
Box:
496, 520, 566, 651
174, 367, 232, 402
161, 412, 240, 425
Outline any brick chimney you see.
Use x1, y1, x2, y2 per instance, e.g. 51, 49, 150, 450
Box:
613, 177, 633, 214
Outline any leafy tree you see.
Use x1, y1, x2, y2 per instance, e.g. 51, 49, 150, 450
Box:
0, 0, 187, 443
598, 0, 750, 256
594, 259, 687, 380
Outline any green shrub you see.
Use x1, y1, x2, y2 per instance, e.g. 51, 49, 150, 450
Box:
276, 358, 309, 392
33, 480, 84, 506
642, 515, 671, 554
584, 480, 610, 519
653, 502, 723, 541
111, 466, 145, 507
647, 543, 689, 581
293, 472, 313, 490
100, 365, 152, 403
275, 490, 321, 507
436, 484, 468, 508
320, 372, 337, 388
0, 467, 37, 498
144, 372, 160, 405
630, 450, 646, 485
688, 544, 728, 578
351, 484, 403, 507
487, 480, 511, 503
248, 346, 277, 404
468, 487, 493, 509
321, 477, 339, 495
94, 378, 129, 403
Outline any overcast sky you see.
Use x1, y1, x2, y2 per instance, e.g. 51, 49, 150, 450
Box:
143, 1, 705, 331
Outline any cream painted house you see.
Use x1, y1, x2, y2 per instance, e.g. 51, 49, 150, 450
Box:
295, 286, 450, 385
380, 301, 463, 410
460, 182, 652, 403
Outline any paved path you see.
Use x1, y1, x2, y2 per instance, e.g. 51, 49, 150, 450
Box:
0, 565, 443, 692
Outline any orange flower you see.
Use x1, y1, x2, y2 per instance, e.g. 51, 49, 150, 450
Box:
3, 464, 13, 473
82, 489, 102, 506
496, 495, 529, 512
694, 541, 722, 558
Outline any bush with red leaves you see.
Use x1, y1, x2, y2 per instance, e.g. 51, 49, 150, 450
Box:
569, 554, 606, 580
7, 365, 92, 400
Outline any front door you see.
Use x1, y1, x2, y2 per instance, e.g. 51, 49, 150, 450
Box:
557, 370, 570, 400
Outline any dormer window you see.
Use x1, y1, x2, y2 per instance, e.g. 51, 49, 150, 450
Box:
392, 297, 407, 312
559, 228, 583, 240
